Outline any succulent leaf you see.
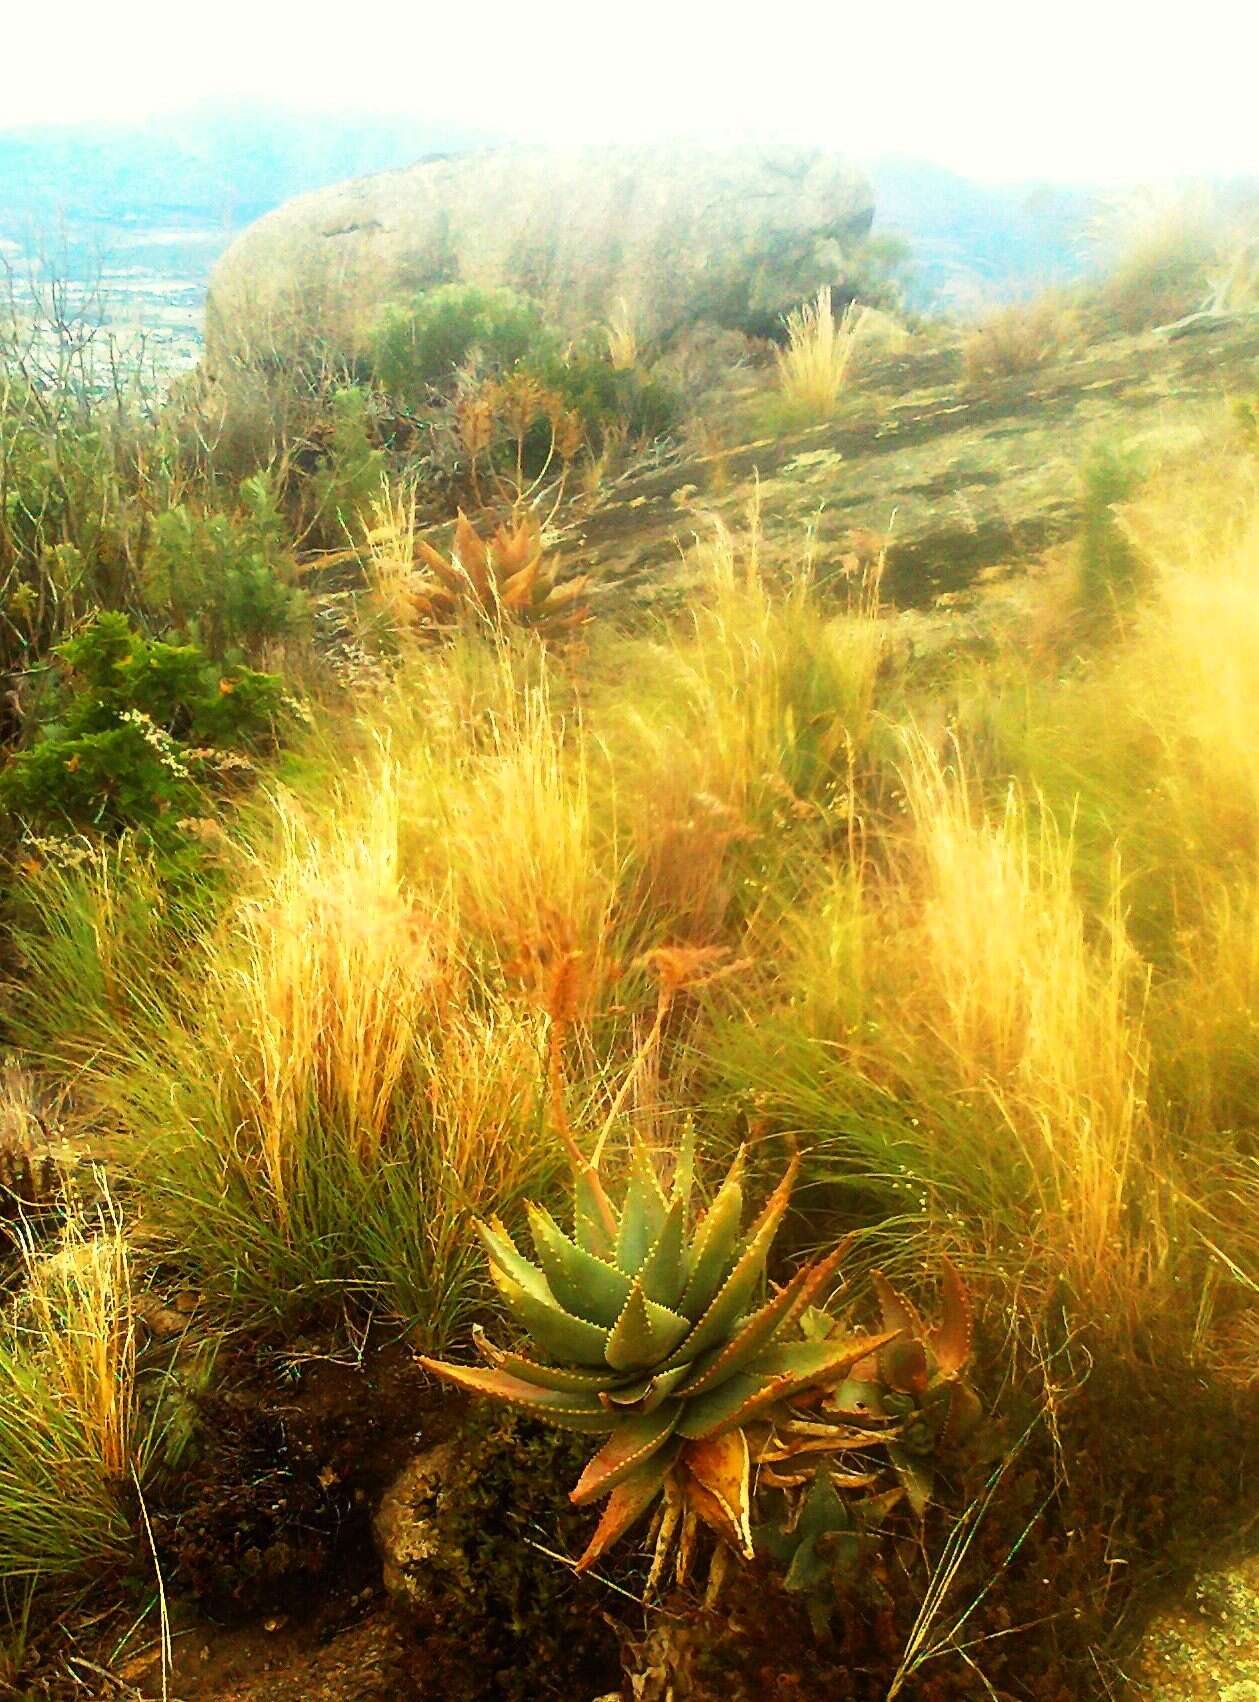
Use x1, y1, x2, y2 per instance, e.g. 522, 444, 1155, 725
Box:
495, 1274, 611, 1366
666, 1158, 798, 1364
573, 1166, 618, 1261
678, 1148, 745, 1319
605, 1280, 692, 1371
673, 1372, 770, 1440
615, 1142, 670, 1275
678, 1334, 901, 1442
639, 1196, 688, 1310
478, 1218, 554, 1303
471, 1328, 614, 1394
417, 1359, 618, 1434
570, 1405, 682, 1506
872, 1271, 927, 1343
888, 1443, 935, 1517
680, 1429, 754, 1559
573, 1442, 682, 1573
678, 1252, 836, 1398
669, 1122, 697, 1221
526, 1204, 632, 1327
600, 1363, 692, 1414
879, 1335, 931, 1396
931, 1256, 974, 1377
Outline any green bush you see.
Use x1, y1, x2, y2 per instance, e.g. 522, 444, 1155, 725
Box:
143, 472, 306, 661
370, 286, 549, 401
369, 289, 679, 451
525, 341, 679, 445
0, 612, 289, 834
303, 387, 387, 547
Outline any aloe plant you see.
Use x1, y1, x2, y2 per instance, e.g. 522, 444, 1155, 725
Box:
770, 1261, 982, 1516
420, 1136, 900, 1578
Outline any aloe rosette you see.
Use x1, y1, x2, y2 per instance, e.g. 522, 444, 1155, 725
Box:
420, 1136, 899, 1575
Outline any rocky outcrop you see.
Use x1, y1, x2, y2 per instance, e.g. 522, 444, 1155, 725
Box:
561, 314, 1259, 612
205, 144, 873, 364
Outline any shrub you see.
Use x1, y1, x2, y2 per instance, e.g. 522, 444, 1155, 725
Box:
524, 341, 679, 446
302, 386, 388, 548
961, 292, 1079, 382
143, 472, 306, 661
370, 286, 549, 402
0, 612, 288, 834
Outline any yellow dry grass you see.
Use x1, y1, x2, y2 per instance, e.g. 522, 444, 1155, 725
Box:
604, 297, 639, 371
962, 293, 1078, 382
21, 1208, 137, 1485
775, 287, 863, 421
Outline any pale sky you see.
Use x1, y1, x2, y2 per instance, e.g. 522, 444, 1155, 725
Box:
3, 0, 1258, 184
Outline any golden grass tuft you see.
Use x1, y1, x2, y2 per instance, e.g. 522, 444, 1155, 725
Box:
775, 287, 863, 421
604, 297, 639, 371
0, 1203, 149, 1581
961, 293, 1078, 382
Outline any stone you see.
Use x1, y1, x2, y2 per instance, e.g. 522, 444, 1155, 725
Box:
1134, 1556, 1259, 1699
372, 1441, 461, 1609
205, 144, 873, 364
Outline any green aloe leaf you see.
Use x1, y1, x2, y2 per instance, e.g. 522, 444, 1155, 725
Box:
667, 1158, 798, 1365
573, 1166, 618, 1261
605, 1278, 691, 1371
750, 1333, 903, 1395
570, 1404, 681, 1505
615, 1141, 670, 1276
600, 1363, 692, 1414
669, 1122, 697, 1225
478, 1218, 553, 1304
639, 1196, 687, 1310
527, 1203, 632, 1326
472, 1327, 616, 1394
678, 1147, 745, 1320
678, 1242, 848, 1398
495, 1272, 612, 1367
674, 1371, 769, 1439
679, 1332, 902, 1440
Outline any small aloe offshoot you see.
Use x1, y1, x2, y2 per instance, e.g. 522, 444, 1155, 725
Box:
780, 1258, 982, 1515
420, 1134, 899, 1581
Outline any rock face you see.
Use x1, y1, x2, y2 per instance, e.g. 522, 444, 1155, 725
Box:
372, 1442, 460, 1609
563, 314, 1259, 612
205, 144, 873, 363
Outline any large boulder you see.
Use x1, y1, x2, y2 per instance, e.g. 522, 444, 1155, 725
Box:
205, 143, 874, 364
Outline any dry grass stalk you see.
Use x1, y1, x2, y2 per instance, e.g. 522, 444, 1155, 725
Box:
604, 298, 639, 371
775, 287, 863, 420
962, 294, 1077, 382
20, 1204, 138, 1485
